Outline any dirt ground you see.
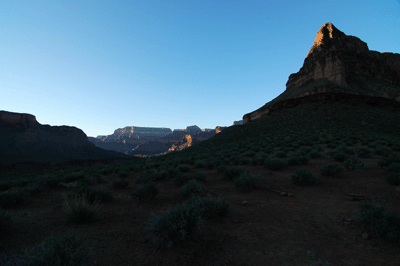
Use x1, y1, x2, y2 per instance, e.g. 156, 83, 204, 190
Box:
2, 156, 400, 266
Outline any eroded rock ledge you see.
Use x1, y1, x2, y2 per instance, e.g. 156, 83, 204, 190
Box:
243, 22, 400, 123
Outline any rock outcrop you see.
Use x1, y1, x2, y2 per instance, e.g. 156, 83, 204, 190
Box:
90, 124, 227, 156
0, 110, 129, 163
100, 126, 172, 142
243, 22, 400, 123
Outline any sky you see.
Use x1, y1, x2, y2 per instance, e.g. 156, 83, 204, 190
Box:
1, 0, 400, 137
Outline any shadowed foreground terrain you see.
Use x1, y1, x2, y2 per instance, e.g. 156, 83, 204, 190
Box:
1, 100, 400, 266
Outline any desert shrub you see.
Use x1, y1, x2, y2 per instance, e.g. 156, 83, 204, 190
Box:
118, 170, 129, 178
387, 163, 400, 173
0, 189, 29, 208
251, 155, 265, 166
374, 146, 392, 155
166, 167, 180, 179
291, 169, 320, 186
263, 158, 287, 171
177, 165, 190, 173
234, 172, 262, 193
330, 150, 348, 162
358, 201, 400, 243
65, 172, 86, 183
287, 155, 310, 166
63, 194, 100, 224
131, 182, 159, 202
193, 172, 207, 182
206, 159, 220, 169
338, 146, 355, 155
221, 166, 249, 181
319, 163, 345, 177
244, 151, 256, 157
308, 149, 322, 159
386, 172, 400, 186
173, 173, 192, 187
216, 165, 228, 174
194, 160, 207, 168
354, 147, 372, 158
378, 154, 400, 168
0, 232, 92, 266
180, 180, 205, 199
275, 151, 287, 158
344, 157, 365, 171
135, 169, 156, 184
147, 203, 203, 248
186, 197, 230, 220
0, 208, 13, 234
112, 178, 129, 189
239, 157, 251, 165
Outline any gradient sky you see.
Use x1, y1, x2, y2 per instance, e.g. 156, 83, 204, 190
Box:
1, 0, 399, 137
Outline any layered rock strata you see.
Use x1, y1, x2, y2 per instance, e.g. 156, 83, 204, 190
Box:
243, 22, 400, 123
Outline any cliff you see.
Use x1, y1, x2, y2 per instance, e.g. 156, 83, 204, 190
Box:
0, 110, 129, 163
243, 22, 400, 123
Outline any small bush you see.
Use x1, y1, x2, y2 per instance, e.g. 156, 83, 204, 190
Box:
135, 170, 156, 184
186, 197, 230, 220
344, 157, 365, 171
358, 201, 400, 243
112, 178, 129, 189
330, 151, 348, 162
63, 194, 100, 224
291, 169, 320, 186
264, 158, 287, 171
309, 150, 321, 159
216, 165, 228, 173
0, 189, 29, 208
177, 165, 190, 173
251, 155, 265, 166
387, 163, 400, 173
194, 160, 207, 168
180, 180, 205, 199
354, 147, 372, 158
173, 173, 192, 187
147, 204, 202, 248
0, 208, 13, 234
275, 151, 287, 158
386, 172, 400, 186
378, 154, 400, 168
287, 155, 310, 166
0, 232, 92, 266
234, 172, 262, 193
221, 166, 249, 181
319, 163, 345, 177
131, 182, 159, 202
193, 172, 207, 182
65, 172, 85, 183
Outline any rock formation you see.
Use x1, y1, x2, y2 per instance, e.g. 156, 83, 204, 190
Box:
243, 22, 400, 123
90, 124, 227, 156
0, 110, 129, 163
232, 120, 243, 126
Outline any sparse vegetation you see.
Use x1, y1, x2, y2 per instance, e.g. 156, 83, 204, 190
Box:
319, 163, 344, 177
147, 203, 203, 249
234, 172, 262, 192
291, 169, 320, 186
358, 201, 400, 243
264, 158, 287, 171
131, 182, 159, 202
344, 157, 365, 171
0, 232, 92, 266
180, 180, 205, 198
112, 178, 129, 189
221, 166, 249, 181
63, 194, 100, 224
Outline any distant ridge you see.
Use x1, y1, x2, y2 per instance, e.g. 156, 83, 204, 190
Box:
244, 22, 400, 123
0, 110, 130, 164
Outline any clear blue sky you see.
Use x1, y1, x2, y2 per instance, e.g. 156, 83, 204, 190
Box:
1, 0, 399, 137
